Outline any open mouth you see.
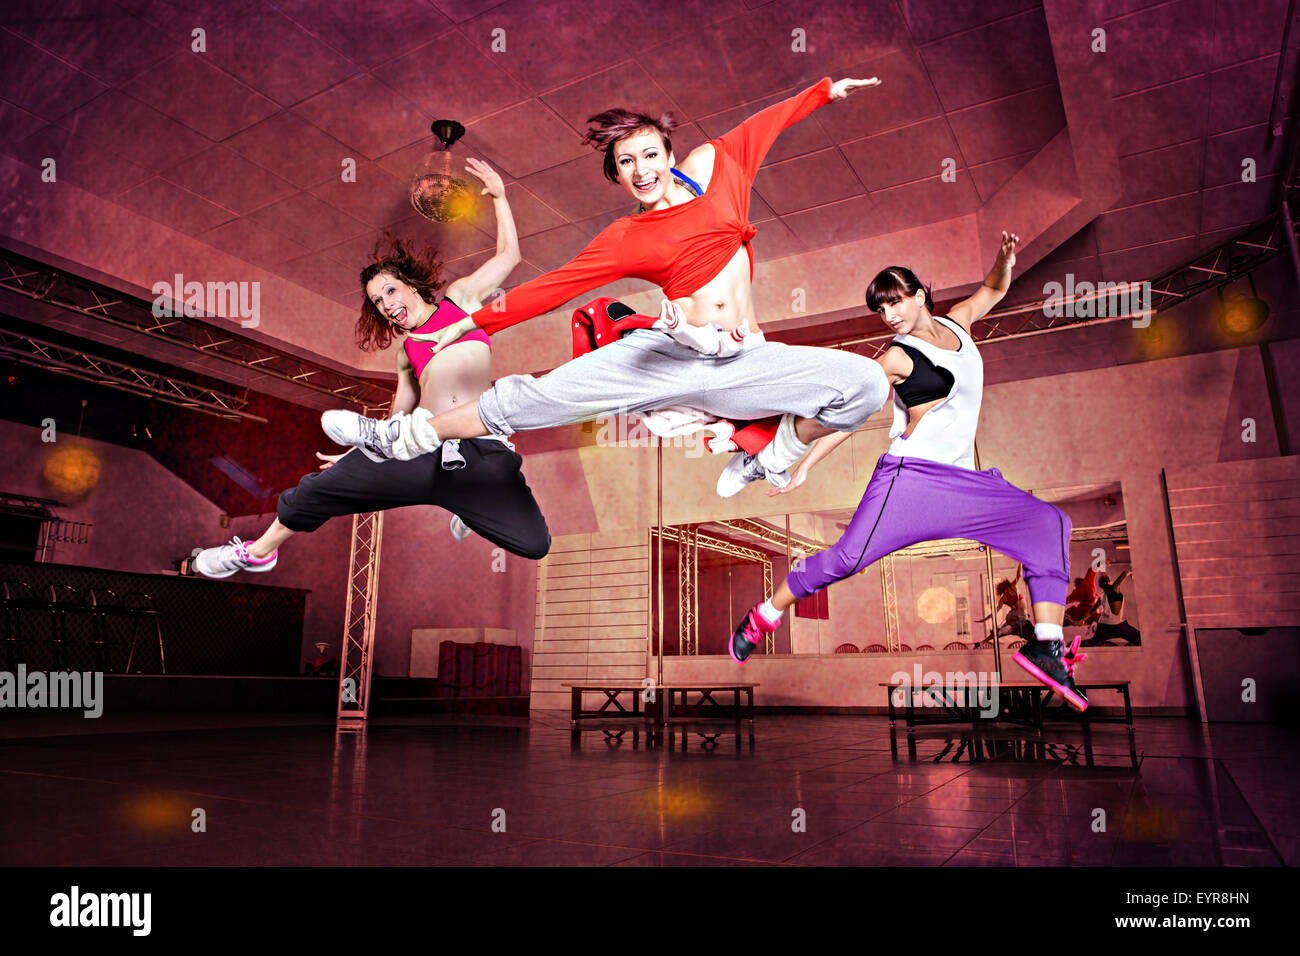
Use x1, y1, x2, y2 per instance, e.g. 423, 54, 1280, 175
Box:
634, 177, 657, 193
389, 306, 408, 325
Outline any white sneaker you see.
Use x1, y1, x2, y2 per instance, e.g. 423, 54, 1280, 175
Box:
321, 409, 402, 462
716, 452, 790, 498
449, 515, 472, 542
193, 537, 278, 578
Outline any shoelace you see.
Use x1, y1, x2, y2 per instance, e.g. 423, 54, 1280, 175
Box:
1062, 635, 1088, 677
743, 608, 777, 644
226, 536, 250, 564
357, 416, 380, 454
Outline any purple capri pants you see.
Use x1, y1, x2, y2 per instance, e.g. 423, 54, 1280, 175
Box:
788, 454, 1072, 606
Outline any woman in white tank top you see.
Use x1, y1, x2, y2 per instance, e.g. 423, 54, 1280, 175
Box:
729, 233, 1092, 712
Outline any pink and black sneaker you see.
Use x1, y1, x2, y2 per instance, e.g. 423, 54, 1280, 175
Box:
1013, 638, 1088, 711
729, 603, 779, 664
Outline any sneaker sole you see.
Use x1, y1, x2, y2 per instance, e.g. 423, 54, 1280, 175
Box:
196, 563, 239, 579
1012, 651, 1088, 712
195, 556, 277, 579
728, 637, 750, 665
716, 476, 749, 499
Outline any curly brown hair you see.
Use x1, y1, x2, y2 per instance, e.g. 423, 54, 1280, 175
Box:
582, 108, 677, 184
356, 231, 446, 351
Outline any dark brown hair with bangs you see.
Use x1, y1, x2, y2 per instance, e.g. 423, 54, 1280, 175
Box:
356, 231, 446, 352
865, 266, 935, 314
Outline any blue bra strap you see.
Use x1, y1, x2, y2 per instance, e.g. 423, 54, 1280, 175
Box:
671, 166, 704, 197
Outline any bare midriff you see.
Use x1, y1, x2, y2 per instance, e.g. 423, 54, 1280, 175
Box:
416, 340, 491, 416
670, 244, 757, 334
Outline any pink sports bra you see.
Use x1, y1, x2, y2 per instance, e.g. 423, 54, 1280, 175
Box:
403, 297, 491, 378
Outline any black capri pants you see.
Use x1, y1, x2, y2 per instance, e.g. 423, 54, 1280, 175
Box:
276, 439, 551, 560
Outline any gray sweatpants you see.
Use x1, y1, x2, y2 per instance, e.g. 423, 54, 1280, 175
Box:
477, 329, 889, 438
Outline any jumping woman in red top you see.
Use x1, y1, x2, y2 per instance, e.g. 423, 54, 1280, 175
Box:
322, 77, 892, 497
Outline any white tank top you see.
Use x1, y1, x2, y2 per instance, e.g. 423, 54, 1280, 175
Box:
887, 315, 983, 469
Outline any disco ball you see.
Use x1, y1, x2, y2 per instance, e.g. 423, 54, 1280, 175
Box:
409, 117, 474, 223
43, 444, 101, 499
410, 171, 475, 223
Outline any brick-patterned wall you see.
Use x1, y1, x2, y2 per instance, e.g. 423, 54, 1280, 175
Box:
529, 531, 648, 712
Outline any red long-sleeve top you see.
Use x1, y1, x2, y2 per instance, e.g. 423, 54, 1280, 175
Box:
471, 77, 835, 335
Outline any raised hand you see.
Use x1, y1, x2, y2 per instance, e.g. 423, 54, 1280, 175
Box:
768, 462, 809, 496
464, 157, 504, 198
829, 77, 881, 101
998, 230, 1019, 268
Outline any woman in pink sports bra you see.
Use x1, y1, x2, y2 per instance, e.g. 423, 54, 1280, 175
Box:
191, 159, 551, 579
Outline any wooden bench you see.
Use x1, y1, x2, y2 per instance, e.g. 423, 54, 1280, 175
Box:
884, 679, 1132, 730
562, 681, 758, 729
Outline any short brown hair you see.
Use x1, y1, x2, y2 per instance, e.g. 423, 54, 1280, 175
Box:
583, 108, 677, 183
356, 231, 445, 352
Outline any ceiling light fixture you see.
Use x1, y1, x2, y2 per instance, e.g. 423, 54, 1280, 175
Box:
410, 119, 473, 223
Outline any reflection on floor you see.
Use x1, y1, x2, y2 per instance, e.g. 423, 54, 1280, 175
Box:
0, 712, 1293, 866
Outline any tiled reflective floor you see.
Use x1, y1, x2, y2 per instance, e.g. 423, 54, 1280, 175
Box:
1, 712, 1295, 866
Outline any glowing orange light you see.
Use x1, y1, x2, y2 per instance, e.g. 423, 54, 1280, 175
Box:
43, 444, 101, 499
641, 785, 714, 821
122, 793, 191, 831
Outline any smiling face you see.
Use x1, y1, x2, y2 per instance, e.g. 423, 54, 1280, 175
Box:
877, 288, 929, 335
613, 128, 675, 207
365, 272, 430, 333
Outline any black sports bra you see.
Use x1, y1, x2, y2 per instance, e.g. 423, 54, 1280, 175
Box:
890, 342, 955, 407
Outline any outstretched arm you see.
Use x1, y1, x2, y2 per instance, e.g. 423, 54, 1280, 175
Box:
445, 159, 519, 313
948, 231, 1018, 332
709, 77, 880, 182
415, 224, 629, 351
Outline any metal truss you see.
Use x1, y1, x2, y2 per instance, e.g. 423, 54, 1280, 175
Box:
655, 526, 772, 566
338, 511, 384, 721
761, 559, 774, 655
896, 537, 988, 558
678, 524, 698, 656
880, 553, 900, 652
890, 521, 1124, 561
713, 518, 829, 555
1070, 521, 1128, 542
0, 492, 58, 520
0, 326, 266, 422
0, 247, 392, 411
830, 216, 1286, 355
36, 518, 93, 562
654, 526, 774, 655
